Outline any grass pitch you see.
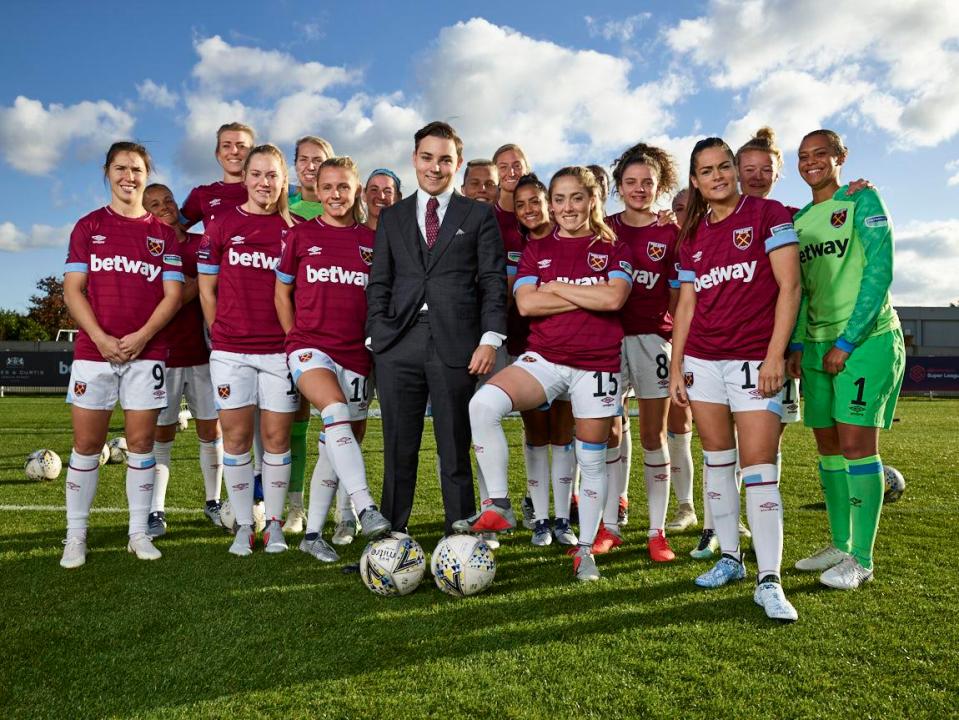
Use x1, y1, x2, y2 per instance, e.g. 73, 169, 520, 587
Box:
1, 396, 957, 719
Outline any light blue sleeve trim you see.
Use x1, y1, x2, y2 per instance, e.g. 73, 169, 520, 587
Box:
668, 279, 680, 289
834, 337, 856, 354
513, 275, 538, 294
275, 269, 295, 284
162, 271, 185, 283
506, 266, 518, 276
608, 270, 633, 285
64, 262, 88, 273
197, 263, 220, 275
765, 229, 799, 252
678, 269, 696, 283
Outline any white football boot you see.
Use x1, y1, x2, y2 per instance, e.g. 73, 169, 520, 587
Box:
60, 537, 87, 569
127, 533, 162, 561
820, 556, 874, 590
795, 545, 849, 572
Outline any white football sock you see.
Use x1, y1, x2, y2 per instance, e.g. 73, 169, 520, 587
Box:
199, 437, 223, 502
575, 440, 607, 546
475, 456, 489, 503
776, 451, 782, 478
262, 451, 291, 522
223, 450, 254, 526
150, 440, 173, 514
126, 451, 156, 536
306, 434, 337, 535
644, 445, 671, 536
550, 443, 575, 519
335, 481, 352, 521
620, 418, 632, 501
743, 463, 784, 579
321, 403, 374, 511
252, 412, 263, 476
701, 458, 714, 530
603, 444, 622, 529
704, 449, 740, 558
468, 384, 513, 499
65, 450, 100, 538
524, 444, 550, 521
667, 430, 694, 506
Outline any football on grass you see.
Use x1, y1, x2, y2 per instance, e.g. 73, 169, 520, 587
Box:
360, 532, 426, 597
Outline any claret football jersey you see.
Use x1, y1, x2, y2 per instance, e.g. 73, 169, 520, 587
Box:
164, 232, 210, 368
276, 218, 374, 376
197, 207, 289, 354
181, 181, 248, 228
607, 213, 678, 338
678, 194, 797, 361
514, 230, 634, 372
64, 207, 183, 362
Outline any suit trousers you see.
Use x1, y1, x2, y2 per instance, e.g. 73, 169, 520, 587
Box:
374, 316, 478, 535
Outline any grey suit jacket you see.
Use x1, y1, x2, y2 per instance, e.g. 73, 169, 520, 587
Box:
365, 191, 507, 367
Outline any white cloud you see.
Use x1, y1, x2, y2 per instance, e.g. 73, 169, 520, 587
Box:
665, 0, 959, 147
892, 219, 959, 305
0, 96, 135, 175
948, 160, 959, 187
585, 13, 651, 42
136, 80, 178, 109
0, 222, 72, 252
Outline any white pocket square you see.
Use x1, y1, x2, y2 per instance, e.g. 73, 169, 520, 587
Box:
455, 228, 465, 235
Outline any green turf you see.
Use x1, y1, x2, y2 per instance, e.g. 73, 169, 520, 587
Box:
1, 396, 957, 719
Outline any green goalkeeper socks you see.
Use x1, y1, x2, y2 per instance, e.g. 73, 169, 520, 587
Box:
819, 454, 851, 553
847, 454, 884, 570
289, 419, 310, 495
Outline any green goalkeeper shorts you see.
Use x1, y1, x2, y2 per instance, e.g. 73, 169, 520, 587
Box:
801, 329, 905, 429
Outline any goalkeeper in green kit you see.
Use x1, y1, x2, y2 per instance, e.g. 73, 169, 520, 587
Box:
786, 129, 904, 590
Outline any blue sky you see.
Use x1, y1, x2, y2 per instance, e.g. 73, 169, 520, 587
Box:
2, 0, 959, 311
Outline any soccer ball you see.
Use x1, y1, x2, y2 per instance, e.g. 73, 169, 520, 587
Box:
252, 501, 266, 533
359, 532, 427, 597
883, 465, 906, 503
431, 535, 497, 597
219, 500, 238, 534
107, 437, 128, 464
99, 444, 110, 466
24, 449, 62, 481
177, 408, 192, 431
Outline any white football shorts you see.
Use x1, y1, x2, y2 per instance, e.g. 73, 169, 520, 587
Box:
513, 351, 622, 419
209, 350, 300, 413
781, 377, 801, 424
157, 364, 218, 425
287, 348, 369, 421
621, 333, 672, 400
67, 359, 167, 411
682, 356, 785, 417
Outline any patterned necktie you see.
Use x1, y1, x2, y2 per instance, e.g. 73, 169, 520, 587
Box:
425, 196, 440, 248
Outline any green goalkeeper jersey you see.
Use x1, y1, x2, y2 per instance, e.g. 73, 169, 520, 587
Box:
791, 185, 899, 351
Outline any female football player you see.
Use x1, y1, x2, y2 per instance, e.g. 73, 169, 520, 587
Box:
456, 166, 633, 582
598, 142, 688, 562
363, 168, 402, 231
288, 135, 334, 221
276, 157, 392, 562
143, 183, 223, 535
511, 173, 577, 547
788, 129, 904, 589
669, 137, 801, 621
60, 142, 184, 568
197, 144, 299, 557
181, 122, 255, 228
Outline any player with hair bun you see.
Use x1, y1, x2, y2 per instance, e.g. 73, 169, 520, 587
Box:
60, 142, 184, 569
276, 157, 392, 562
670, 137, 801, 621
510, 173, 577, 547
597, 142, 692, 561
455, 166, 633, 582
143, 183, 223, 535
788, 129, 904, 589
197, 144, 299, 557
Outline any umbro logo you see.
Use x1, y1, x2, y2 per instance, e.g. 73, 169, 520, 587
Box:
693, 251, 703, 262
850, 497, 863, 507
91, 234, 106, 244
759, 501, 779, 511
209, 198, 222, 207
537, 259, 551, 269
308, 246, 322, 255
230, 235, 245, 245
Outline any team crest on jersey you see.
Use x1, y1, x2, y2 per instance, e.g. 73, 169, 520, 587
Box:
217, 384, 231, 399
733, 227, 753, 250
359, 246, 373, 266
147, 236, 164, 256
683, 372, 694, 388
647, 241, 667, 261
588, 252, 609, 271
298, 352, 313, 362
831, 209, 848, 228
73, 381, 87, 397
507, 251, 522, 263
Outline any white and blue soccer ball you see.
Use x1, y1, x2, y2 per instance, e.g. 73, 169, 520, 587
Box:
99, 444, 110, 466
107, 436, 128, 464
24, 449, 62, 481
177, 408, 192, 431
883, 465, 906, 503
219, 500, 238, 534
431, 534, 497, 597
360, 532, 427, 597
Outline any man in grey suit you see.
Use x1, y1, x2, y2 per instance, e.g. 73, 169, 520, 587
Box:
366, 121, 507, 535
